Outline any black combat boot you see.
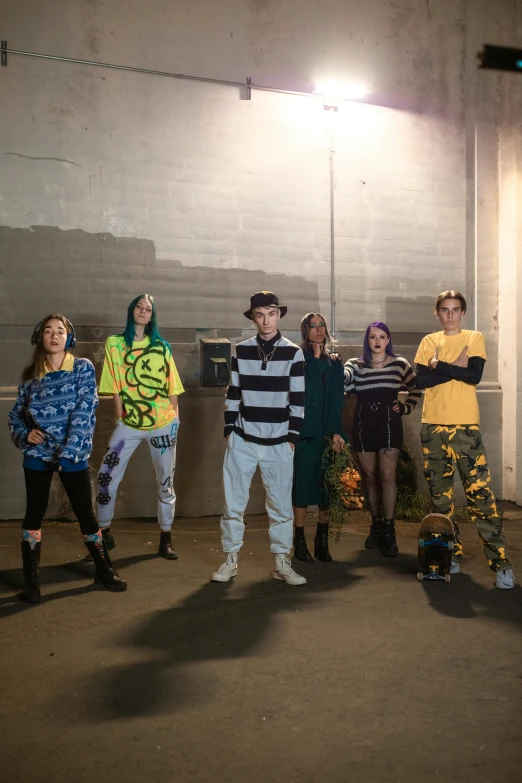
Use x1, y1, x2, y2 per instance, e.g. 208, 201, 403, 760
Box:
293, 527, 313, 563
19, 541, 41, 604
314, 522, 333, 562
84, 539, 127, 591
365, 516, 383, 549
159, 531, 178, 560
380, 519, 399, 557
85, 527, 116, 562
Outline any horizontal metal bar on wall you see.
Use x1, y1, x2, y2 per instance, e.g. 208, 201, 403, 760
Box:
1, 44, 317, 100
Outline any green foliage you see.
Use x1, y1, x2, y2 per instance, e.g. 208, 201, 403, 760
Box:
322, 442, 363, 541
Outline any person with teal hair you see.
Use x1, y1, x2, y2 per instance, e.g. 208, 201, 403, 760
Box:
92, 294, 185, 562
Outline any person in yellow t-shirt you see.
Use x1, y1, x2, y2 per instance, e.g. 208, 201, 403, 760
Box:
93, 294, 185, 562
415, 290, 515, 589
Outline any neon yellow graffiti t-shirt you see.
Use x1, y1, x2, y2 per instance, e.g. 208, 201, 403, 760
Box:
99, 335, 185, 430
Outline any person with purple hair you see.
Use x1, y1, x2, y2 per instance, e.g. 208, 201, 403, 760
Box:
344, 323, 420, 556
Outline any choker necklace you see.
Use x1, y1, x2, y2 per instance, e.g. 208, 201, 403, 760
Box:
258, 339, 280, 371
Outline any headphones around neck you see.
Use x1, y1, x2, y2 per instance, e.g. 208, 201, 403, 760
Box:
31, 315, 76, 350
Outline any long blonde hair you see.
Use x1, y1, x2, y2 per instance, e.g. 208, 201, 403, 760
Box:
21, 314, 71, 382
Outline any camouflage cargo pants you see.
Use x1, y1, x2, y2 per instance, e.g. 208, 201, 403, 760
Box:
420, 424, 512, 572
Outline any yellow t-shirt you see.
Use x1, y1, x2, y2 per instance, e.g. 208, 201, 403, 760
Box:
99, 335, 184, 430
414, 330, 486, 425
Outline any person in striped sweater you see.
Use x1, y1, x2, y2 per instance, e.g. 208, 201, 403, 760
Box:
211, 291, 307, 586
344, 322, 421, 556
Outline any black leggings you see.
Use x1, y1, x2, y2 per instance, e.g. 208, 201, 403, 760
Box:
23, 468, 99, 535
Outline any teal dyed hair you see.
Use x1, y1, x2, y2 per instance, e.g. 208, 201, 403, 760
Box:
123, 294, 172, 355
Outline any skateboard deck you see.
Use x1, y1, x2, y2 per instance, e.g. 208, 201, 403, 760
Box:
417, 513, 455, 583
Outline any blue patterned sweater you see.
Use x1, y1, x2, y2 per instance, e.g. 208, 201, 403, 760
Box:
8, 358, 99, 469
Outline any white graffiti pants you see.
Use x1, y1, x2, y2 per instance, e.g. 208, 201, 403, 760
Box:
221, 431, 295, 555
96, 417, 179, 531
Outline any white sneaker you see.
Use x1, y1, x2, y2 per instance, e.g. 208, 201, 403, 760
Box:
273, 554, 307, 586
211, 553, 238, 582
450, 561, 461, 575
496, 569, 516, 589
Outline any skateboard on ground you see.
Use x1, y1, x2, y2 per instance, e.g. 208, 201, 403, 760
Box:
417, 513, 455, 583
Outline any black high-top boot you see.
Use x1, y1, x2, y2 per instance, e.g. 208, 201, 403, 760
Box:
85, 527, 116, 562
159, 531, 178, 560
314, 523, 333, 562
380, 519, 399, 557
293, 527, 313, 563
19, 541, 41, 604
84, 539, 127, 591
365, 516, 383, 549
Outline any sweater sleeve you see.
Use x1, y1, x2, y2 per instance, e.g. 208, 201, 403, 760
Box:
414, 363, 453, 390
288, 348, 305, 444
434, 356, 485, 386
224, 347, 241, 437
343, 359, 356, 393
401, 360, 422, 414
59, 360, 99, 465
8, 383, 31, 450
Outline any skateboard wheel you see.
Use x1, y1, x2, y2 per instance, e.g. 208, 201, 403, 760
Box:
417, 571, 424, 582
444, 573, 451, 583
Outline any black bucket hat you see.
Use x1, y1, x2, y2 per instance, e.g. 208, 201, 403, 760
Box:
243, 291, 287, 320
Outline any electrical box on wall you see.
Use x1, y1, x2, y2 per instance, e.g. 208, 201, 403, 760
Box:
200, 338, 232, 387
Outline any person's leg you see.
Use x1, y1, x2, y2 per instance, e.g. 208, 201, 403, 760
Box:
357, 452, 382, 548
95, 422, 144, 535
59, 469, 127, 591
421, 424, 463, 564
315, 505, 332, 562
453, 426, 513, 579
293, 506, 313, 562
259, 442, 306, 586
292, 439, 314, 562
146, 417, 179, 559
19, 468, 53, 603
377, 448, 400, 557
212, 433, 258, 582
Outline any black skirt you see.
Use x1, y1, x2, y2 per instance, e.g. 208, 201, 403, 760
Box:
352, 395, 403, 453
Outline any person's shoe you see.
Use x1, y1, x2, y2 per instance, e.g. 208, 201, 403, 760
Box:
273, 554, 307, 585
293, 527, 313, 563
380, 519, 399, 557
211, 553, 238, 582
496, 569, 516, 589
450, 561, 461, 575
84, 539, 127, 591
85, 527, 116, 562
314, 523, 333, 562
365, 516, 383, 549
158, 531, 178, 560
19, 541, 41, 604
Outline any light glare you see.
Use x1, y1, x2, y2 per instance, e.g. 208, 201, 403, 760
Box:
313, 81, 368, 102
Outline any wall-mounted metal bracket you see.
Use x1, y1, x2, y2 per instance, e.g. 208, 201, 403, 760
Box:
1, 41, 7, 67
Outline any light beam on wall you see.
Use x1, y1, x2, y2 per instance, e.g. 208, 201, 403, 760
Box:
313, 81, 368, 110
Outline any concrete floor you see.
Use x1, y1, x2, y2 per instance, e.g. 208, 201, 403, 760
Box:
0, 511, 521, 783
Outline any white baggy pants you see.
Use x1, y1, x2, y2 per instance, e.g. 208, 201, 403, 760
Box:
221, 431, 294, 554
96, 417, 179, 531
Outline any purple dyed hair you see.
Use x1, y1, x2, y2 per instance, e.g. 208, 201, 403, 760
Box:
361, 322, 396, 366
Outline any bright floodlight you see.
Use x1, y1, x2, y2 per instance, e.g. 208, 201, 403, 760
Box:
313, 81, 368, 102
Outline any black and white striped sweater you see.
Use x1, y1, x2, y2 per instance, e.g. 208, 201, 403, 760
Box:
224, 332, 305, 444
343, 356, 421, 414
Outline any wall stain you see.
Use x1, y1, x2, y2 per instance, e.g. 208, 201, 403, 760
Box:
5, 153, 81, 167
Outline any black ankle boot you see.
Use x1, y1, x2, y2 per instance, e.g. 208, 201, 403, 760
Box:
380, 519, 399, 557
159, 531, 178, 560
19, 541, 41, 604
85, 527, 116, 562
365, 516, 383, 549
293, 527, 313, 563
84, 539, 127, 591
314, 523, 333, 562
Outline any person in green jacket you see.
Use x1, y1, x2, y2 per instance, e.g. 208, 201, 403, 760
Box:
293, 312, 346, 562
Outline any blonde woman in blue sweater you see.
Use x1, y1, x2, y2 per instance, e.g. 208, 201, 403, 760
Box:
8, 314, 127, 603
